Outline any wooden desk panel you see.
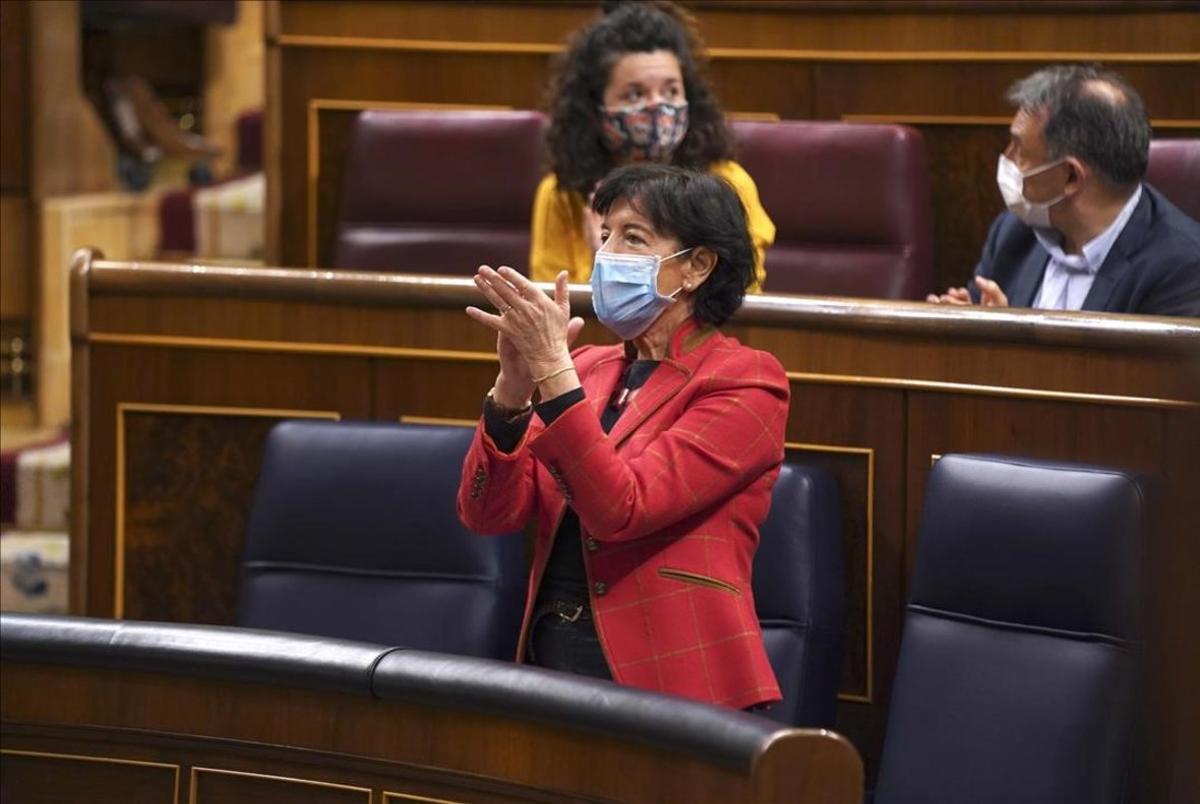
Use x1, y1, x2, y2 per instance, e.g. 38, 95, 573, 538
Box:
2, 661, 862, 803
69, 253, 1200, 792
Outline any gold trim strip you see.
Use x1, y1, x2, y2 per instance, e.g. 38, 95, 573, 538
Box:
89, 331, 1190, 408
307, 98, 515, 267
399, 415, 479, 428
274, 35, 1200, 64
384, 792, 467, 804
786, 442, 875, 704
190, 767, 371, 799
313, 99, 513, 113
786, 371, 1195, 410
842, 113, 1200, 128
728, 111, 782, 122
114, 402, 341, 619
306, 101, 319, 268
1, 749, 180, 804
90, 333, 500, 364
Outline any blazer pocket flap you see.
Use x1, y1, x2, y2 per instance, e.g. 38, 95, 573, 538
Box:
657, 567, 741, 596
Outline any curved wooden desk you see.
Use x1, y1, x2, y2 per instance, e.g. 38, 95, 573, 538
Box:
1, 613, 863, 803
65, 250, 1200, 793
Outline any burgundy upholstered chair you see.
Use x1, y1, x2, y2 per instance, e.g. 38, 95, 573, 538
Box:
333, 110, 547, 274
732, 120, 933, 299
1147, 139, 1199, 222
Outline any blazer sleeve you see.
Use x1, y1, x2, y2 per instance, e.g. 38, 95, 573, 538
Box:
456, 418, 539, 535
1140, 254, 1200, 316
527, 348, 789, 543
968, 211, 1009, 303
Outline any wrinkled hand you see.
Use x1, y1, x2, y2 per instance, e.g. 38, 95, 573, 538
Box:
926, 277, 1009, 307
466, 266, 584, 406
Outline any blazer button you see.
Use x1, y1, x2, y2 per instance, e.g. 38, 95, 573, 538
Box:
593, 581, 607, 597
584, 537, 599, 552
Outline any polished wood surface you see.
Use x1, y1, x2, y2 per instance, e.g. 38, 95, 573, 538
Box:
1, 662, 864, 803
69, 252, 1200, 794
265, 0, 1200, 295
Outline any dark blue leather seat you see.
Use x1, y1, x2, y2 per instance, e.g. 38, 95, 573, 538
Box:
752, 461, 845, 727
875, 454, 1145, 804
237, 421, 527, 660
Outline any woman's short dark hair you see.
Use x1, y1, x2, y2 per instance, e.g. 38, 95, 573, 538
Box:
545, 1, 735, 196
592, 164, 754, 327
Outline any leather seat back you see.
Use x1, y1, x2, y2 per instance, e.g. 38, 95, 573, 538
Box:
238, 421, 527, 660
875, 454, 1145, 804
334, 110, 547, 273
732, 120, 933, 299
752, 461, 845, 727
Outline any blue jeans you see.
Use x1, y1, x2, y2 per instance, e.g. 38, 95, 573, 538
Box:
526, 595, 612, 681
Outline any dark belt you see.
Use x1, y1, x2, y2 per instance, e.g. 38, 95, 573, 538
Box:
532, 591, 593, 624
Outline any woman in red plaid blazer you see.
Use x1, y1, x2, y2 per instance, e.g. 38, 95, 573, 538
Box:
458, 165, 788, 711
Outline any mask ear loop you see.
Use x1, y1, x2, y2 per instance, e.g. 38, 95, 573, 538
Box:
659, 247, 696, 301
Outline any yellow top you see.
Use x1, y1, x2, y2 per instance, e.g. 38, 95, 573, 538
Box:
528, 160, 776, 290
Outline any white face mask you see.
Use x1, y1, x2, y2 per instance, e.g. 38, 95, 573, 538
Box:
996, 154, 1068, 229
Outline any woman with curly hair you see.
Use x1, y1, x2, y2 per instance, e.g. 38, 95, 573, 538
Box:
530, 1, 775, 288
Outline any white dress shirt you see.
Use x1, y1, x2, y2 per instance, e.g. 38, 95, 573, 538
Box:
1032, 184, 1143, 310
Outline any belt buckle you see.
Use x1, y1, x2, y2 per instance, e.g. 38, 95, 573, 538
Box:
555, 601, 584, 623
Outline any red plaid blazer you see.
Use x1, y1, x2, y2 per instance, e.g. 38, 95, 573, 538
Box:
457, 317, 789, 710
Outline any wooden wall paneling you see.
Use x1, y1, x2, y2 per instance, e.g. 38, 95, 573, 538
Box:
274, 1, 1200, 54
727, 321, 1196, 404
904, 393, 1166, 573
314, 106, 361, 269
1158, 407, 1200, 803
0, 0, 29, 193
0, 195, 30, 321
912, 123, 1008, 294
814, 60, 1200, 122
708, 60, 815, 121
38, 193, 163, 426
784, 382, 905, 784
190, 767, 371, 804
264, 0, 284, 268
85, 344, 372, 621
119, 405, 339, 625
276, 0, 594, 43
372, 357, 499, 424
0, 750, 180, 804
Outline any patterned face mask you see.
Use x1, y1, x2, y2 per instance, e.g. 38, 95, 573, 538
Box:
599, 101, 690, 162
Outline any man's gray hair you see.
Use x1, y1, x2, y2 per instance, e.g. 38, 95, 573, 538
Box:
1007, 64, 1150, 188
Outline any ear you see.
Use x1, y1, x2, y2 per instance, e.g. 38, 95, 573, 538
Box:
682, 246, 718, 292
1063, 157, 1089, 194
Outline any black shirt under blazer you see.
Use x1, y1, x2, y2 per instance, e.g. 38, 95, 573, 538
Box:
970, 184, 1200, 317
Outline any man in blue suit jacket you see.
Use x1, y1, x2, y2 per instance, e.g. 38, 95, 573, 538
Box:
929, 65, 1200, 317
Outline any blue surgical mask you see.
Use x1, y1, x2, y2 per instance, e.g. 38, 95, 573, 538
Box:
591, 243, 692, 341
